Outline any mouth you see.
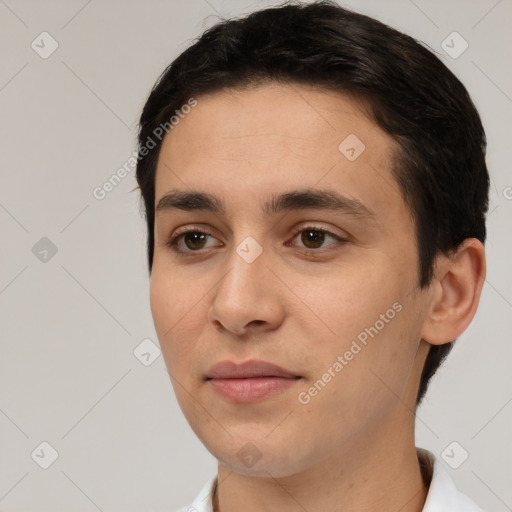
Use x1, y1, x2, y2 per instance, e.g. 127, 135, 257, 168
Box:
206, 359, 301, 403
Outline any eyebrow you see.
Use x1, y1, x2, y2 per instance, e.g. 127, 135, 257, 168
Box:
155, 188, 374, 219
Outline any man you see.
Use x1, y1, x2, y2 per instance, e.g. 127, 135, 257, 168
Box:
135, 1, 488, 510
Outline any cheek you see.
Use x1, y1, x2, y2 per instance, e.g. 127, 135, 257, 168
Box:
149, 269, 206, 373
289, 264, 398, 347
290, 265, 418, 393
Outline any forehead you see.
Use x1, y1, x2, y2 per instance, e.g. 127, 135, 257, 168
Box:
154, 83, 405, 220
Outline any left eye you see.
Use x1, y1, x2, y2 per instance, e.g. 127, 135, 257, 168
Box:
288, 227, 344, 250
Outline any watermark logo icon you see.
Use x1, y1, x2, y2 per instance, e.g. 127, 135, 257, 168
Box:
31, 32, 59, 59
133, 338, 161, 366
236, 442, 262, 468
441, 32, 468, 59
31, 441, 59, 469
236, 236, 263, 264
338, 134, 365, 161
32, 237, 58, 263
441, 441, 469, 469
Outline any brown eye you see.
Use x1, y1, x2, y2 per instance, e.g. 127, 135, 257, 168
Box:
167, 228, 222, 256
182, 232, 208, 250
288, 226, 344, 252
301, 229, 326, 249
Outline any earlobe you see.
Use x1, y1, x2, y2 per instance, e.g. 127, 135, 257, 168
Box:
421, 238, 486, 346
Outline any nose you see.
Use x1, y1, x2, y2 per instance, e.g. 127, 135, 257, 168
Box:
207, 245, 286, 337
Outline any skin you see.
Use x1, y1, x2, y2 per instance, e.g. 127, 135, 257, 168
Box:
149, 83, 486, 512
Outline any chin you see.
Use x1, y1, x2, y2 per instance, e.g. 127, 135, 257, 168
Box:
203, 433, 312, 478
220, 454, 304, 478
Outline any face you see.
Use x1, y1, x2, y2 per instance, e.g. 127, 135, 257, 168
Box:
150, 83, 432, 478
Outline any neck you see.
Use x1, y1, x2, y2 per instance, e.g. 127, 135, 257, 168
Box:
213, 417, 429, 512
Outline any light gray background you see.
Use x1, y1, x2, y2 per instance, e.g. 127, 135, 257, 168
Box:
0, 0, 510, 510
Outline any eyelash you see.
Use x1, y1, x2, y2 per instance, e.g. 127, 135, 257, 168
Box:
166, 224, 347, 257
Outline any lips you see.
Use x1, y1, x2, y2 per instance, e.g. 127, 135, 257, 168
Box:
206, 360, 301, 403
206, 359, 299, 380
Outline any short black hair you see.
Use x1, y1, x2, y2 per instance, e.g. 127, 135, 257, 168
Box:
135, 0, 489, 404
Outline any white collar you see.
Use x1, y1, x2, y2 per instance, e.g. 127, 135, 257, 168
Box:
178, 450, 483, 512
421, 451, 483, 511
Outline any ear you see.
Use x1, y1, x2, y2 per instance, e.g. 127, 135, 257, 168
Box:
421, 238, 486, 345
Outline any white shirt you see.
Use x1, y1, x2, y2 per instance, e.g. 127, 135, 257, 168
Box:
176, 450, 483, 512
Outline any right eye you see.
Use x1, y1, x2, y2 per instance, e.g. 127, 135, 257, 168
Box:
167, 229, 222, 256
